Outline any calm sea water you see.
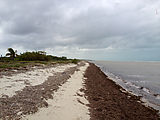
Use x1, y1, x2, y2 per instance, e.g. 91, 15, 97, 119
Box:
93, 61, 160, 111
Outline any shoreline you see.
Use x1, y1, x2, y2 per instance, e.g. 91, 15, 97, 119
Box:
93, 61, 160, 112
84, 62, 159, 120
0, 61, 159, 119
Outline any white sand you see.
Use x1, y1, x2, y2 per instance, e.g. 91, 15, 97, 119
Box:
22, 62, 90, 120
0, 64, 76, 97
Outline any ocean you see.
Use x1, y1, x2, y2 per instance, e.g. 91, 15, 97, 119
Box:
93, 61, 160, 111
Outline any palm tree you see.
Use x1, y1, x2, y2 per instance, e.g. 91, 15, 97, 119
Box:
6, 48, 17, 60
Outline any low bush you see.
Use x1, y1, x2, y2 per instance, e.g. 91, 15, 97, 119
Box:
17, 51, 49, 61
71, 59, 79, 64
0, 49, 80, 64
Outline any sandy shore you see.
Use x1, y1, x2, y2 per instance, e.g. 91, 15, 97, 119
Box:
84, 63, 159, 120
0, 62, 83, 119
0, 61, 159, 120
0, 64, 76, 98
23, 62, 90, 120
0, 62, 90, 120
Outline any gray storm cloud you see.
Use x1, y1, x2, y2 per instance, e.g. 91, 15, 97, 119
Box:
0, 0, 160, 60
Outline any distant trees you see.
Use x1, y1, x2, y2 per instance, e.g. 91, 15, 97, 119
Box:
18, 51, 49, 61
17, 52, 69, 61
1, 48, 79, 63
0, 55, 2, 61
6, 48, 17, 60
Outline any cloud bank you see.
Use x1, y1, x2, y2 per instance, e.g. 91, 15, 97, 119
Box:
0, 0, 160, 60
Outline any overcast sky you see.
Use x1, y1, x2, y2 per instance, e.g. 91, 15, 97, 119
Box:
0, 0, 160, 61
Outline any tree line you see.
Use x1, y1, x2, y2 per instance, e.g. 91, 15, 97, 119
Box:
0, 48, 77, 63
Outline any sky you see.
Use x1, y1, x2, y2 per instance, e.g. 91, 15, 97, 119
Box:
0, 0, 160, 61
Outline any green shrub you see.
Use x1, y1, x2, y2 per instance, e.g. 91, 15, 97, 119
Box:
17, 51, 49, 61
71, 59, 79, 64
1, 49, 79, 65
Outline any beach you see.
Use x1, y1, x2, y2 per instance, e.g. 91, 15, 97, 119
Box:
84, 63, 159, 120
93, 61, 160, 111
0, 61, 159, 120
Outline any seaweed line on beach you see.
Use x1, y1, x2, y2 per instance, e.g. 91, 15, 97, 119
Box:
84, 63, 160, 120
0, 62, 84, 120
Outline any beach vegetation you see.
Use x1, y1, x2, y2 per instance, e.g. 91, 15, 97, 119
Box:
71, 59, 79, 64
0, 48, 80, 69
6, 48, 17, 60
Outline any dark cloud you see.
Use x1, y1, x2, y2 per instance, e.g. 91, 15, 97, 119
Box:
0, 0, 160, 60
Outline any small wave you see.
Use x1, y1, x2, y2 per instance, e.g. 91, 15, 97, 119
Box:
127, 74, 144, 78
154, 94, 160, 100
125, 81, 140, 89
135, 80, 146, 83
143, 88, 150, 93
139, 87, 150, 94
156, 95, 160, 100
